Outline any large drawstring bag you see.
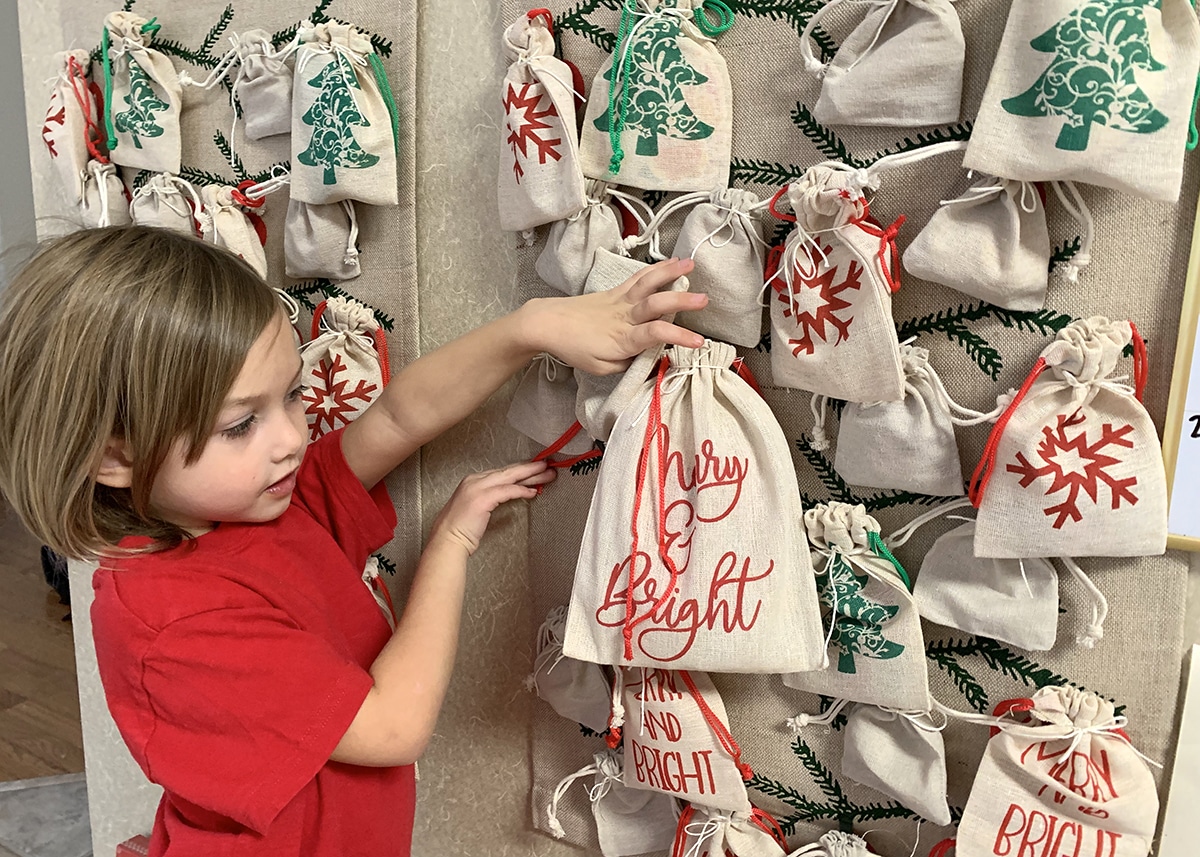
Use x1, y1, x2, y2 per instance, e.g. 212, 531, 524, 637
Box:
284, 199, 361, 281
536, 180, 628, 296
783, 503, 928, 711
969, 317, 1167, 558
767, 165, 905, 403
670, 803, 788, 857
564, 341, 825, 673
799, 0, 965, 127
672, 187, 769, 348
528, 607, 613, 734
198, 185, 268, 279
955, 687, 1159, 857
579, 0, 734, 192
42, 50, 104, 203
546, 750, 679, 856
79, 161, 131, 229
499, 11, 587, 232
291, 22, 399, 206
840, 704, 952, 826
101, 12, 182, 175
130, 173, 202, 235
508, 354, 593, 455
300, 296, 389, 441
963, 0, 1200, 203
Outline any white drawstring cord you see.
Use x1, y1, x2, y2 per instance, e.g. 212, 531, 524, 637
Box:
622, 191, 710, 260
342, 200, 360, 267
1051, 180, 1094, 283
546, 760, 600, 838
809, 393, 830, 451
274, 288, 301, 325
683, 813, 729, 857
884, 497, 973, 548
786, 696, 851, 734
1056, 556, 1108, 649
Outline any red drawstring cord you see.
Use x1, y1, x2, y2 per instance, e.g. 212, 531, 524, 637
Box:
989, 697, 1035, 738
310, 300, 327, 341
679, 670, 753, 780
767, 184, 796, 222
310, 299, 391, 384
929, 839, 956, 857
531, 420, 602, 471
967, 357, 1049, 508
670, 804, 696, 857
371, 574, 397, 623
731, 358, 764, 398
1130, 320, 1147, 403
527, 7, 554, 31
854, 203, 906, 294
749, 808, 787, 847
231, 178, 267, 210
67, 56, 107, 163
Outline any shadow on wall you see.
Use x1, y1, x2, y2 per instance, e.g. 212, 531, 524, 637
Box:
0, 0, 36, 287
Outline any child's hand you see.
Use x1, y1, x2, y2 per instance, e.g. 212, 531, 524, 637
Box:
526, 258, 708, 375
430, 460, 556, 555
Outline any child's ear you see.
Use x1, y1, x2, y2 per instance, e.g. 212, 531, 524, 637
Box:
95, 437, 134, 489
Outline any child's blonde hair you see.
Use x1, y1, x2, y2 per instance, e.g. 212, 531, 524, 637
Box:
0, 226, 282, 558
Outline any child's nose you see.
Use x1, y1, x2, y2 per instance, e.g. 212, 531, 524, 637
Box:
275, 410, 307, 461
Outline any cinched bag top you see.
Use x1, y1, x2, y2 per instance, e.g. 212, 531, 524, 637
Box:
1041, 315, 1131, 386
320, 295, 380, 335
299, 20, 372, 56
1029, 684, 1116, 731
503, 12, 556, 62
102, 11, 157, 48
668, 338, 736, 372
785, 166, 867, 233
709, 186, 760, 213
803, 502, 879, 554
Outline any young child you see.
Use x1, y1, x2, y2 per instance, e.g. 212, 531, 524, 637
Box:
0, 226, 704, 856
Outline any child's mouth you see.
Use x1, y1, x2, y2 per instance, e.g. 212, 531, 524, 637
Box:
265, 471, 297, 495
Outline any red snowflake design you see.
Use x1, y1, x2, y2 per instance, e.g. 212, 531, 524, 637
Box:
1006, 412, 1138, 529
43, 94, 65, 158
503, 82, 562, 184
303, 354, 379, 441
771, 242, 862, 356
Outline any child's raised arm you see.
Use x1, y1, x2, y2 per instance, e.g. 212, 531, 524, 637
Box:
341, 258, 705, 489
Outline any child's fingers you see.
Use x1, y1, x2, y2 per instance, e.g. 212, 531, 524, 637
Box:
479, 460, 551, 485
624, 257, 694, 302
517, 467, 557, 488
628, 290, 708, 325
486, 483, 542, 507
629, 319, 705, 353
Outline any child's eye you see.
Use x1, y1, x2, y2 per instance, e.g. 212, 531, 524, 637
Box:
221, 415, 256, 439
287, 384, 309, 403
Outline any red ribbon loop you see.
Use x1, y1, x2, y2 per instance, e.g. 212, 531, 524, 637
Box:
1130, 320, 1148, 403
967, 357, 1049, 508
527, 8, 554, 32
767, 184, 796, 223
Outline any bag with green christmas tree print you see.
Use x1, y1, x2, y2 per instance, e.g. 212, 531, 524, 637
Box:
536, 180, 628, 296
198, 185, 268, 280
508, 353, 593, 455
962, 0, 1200, 202
130, 172, 202, 236
670, 803, 788, 857
290, 22, 398, 206
799, 0, 965, 127
284, 199, 361, 281
578, 0, 734, 192
79, 160, 131, 229
42, 50, 104, 203
968, 316, 1168, 558
101, 12, 182, 175
300, 296, 389, 440
782, 502, 929, 712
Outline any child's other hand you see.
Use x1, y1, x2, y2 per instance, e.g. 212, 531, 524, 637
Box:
430, 460, 556, 556
527, 258, 707, 375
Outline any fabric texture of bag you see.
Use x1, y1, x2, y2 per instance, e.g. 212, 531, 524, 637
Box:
840, 704, 951, 825
300, 295, 389, 440
529, 606, 613, 734
199, 184, 268, 279
783, 503, 928, 711
42, 50, 103, 203
291, 22, 398, 206
956, 686, 1159, 857
671, 803, 787, 857
536, 180, 627, 295
79, 160, 131, 228
129, 172, 202, 235
284, 198, 361, 281
564, 340, 825, 672
102, 12, 183, 175
970, 317, 1167, 558
499, 12, 587, 232
768, 166, 905, 403
672, 187, 768, 347
800, 0, 965, 127
578, 0, 733, 191
962, 0, 1200, 202
508, 354, 594, 454
903, 175, 1051, 311
235, 29, 294, 140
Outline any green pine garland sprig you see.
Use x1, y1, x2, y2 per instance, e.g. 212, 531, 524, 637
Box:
791, 104, 867, 169
1049, 235, 1082, 271
273, 0, 393, 57
213, 130, 249, 182
374, 554, 397, 576
570, 454, 604, 476
285, 280, 397, 331
895, 304, 1003, 379
797, 438, 858, 504
729, 158, 806, 188
862, 490, 950, 512
198, 4, 236, 60
179, 165, 236, 188
123, 0, 136, 10
250, 160, 291, 185
556, 0, 622, 52
724, 0, 837, 59
642, 189, 670, 210
869, 121, 974, 163
154, 5, 235, 70
926, 643, 989, 712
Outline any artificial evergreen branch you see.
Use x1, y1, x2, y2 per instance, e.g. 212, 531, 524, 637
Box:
869, 122, 974, 163
730, 158, 806, 188
862, 490, 950, 512
925, 643, 990, 712
556, 0, 622, 52
1049, 235, 1082, 271
794, 738, 844, 804
791, 104, 866, 169
797, 438, 857, 504
770, 221, 792, 247
724, 0, 837, 59
570, 454, 604, 476
179, 165, 236, 188
985, 306, 1076, 338
198, 4, 236, 60
214, 130, 249, 182
374, 554, 397, 576
755, 331, 771, 353
123, 0, 136, 10
643, 189, 670, 210
285, 280, 397, 331
895, 304, 1003, 379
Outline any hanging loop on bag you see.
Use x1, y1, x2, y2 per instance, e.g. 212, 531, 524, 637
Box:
66, 55, 107, 163
692, 0, 735, 36
527, 7, 555, 32
1130, 320, 1148, 403
678, 669, 753, 780
967, 357, 1049, 507
854, 206, 905, 293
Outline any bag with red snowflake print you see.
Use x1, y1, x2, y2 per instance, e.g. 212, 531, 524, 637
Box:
198, 185, 268, 279
963, 0, 1200, 203
499, 11, 587, 232
284, 199, 361, 281
79, 160, 131, 228
783, 502, 929, 711
956, 686, 1159, 857
130, 173, 202, 235
968, 316, 1167, 558
670, 803, 788, 857
101, 12, 182, 175
508, 353, 593, 455
671, 187, 768, 348
528, 606, 613, 734
536, 180, 627, 296
799, 0, 964, 127
766, 165, 905, 404
300, 296, 389, 441
578, 0, 733, 192
291, 22, 398, 206
42, 50, 105, 203
903, 175, 1051, 311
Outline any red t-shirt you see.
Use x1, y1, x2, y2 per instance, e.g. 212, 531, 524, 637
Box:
92, 430, 414, 857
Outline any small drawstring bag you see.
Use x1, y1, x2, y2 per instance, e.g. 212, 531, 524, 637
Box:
783, 502, 928, 712
963, 0, 1200, 203
130, 173, 203, 235
670, 803, 788, 857
799, 0, 965, 127
969, 317, 1167, 558
508, 353, 593, 455
42, 50, 104, 203
198, 184, 268, 279
499, 11, 587, 232
284, 199, 361, 281
291, 22, 399, 206
79, 160, 131, 229
101, 12, 183, 175
300, 296, 389, 440
536, 180, 627, 296
360, 555, 396, 631
954, 687, 1160, 857
546, 750, 679, 856
528, 606, 613, 734
579, 0, 735, 192
564, 341, 826, 673
785, 830, 872, 857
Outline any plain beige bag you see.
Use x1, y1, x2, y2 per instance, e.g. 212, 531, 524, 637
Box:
529, 606, 613, 735
79, 161, 131, 229
536, 180, 628, 296
199, 185, 268, 279
130, 173, 202, 235
284, 199, 361, 281
508, 354, 593, 455
670, 803, 788, 857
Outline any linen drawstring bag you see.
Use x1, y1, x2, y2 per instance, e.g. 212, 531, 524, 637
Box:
291, 22, 399, 206
766, 165, 906, 403
508, 353, 593, 455
284, 199, 361, 281
536, 180, 628, 295
799, 0, 965, 127
360, 555, 396, 631
42, 50, 104, 203
954, 687, 1160, 857
499, 10, 587, 232
903, 176, 1051, 311
670, 804, 788, 857
963, 0, 1200, 203
528, 606, 613, 734
101, 12, 182, 175
672, 187, 769, 347
783, 502, 928, 711
563, 340, 825, 672
300, 296, 389, 441
822, 344, 984, 496
969, 317, 1167, 558
130, 173, 203, 235
840, 704, 952, 826
789, 830, 873, 857
546, 750, 679, 856
79, 161, 131, 229
198, 185, 268, 279
579, 0, 735, 192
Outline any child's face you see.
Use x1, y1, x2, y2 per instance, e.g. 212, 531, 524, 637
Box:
149, 313, 308, 536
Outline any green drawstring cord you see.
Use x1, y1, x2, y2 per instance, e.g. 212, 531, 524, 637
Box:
606, 0, 638, 174
103, 17, 162, 152
692, 0, 734, 37
368, 52, 399, 157
868, 531, 911, 592
1188, 72, 1199, 152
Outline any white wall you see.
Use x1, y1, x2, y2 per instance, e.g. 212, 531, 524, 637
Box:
0, 0, 36, 284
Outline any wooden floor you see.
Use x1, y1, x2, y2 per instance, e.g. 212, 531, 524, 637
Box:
0, 505, 84, 781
